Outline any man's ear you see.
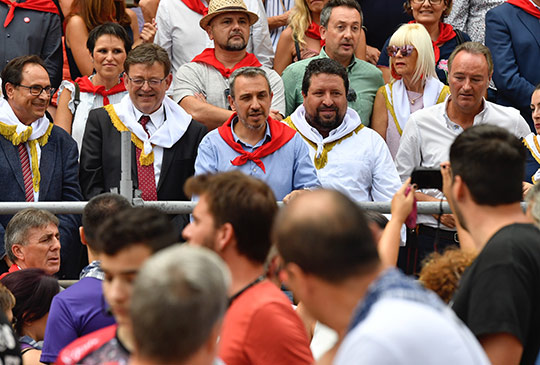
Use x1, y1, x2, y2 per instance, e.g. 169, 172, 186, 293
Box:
228, 94, 236, 112
80, 227, 87, 246
11, 244, 25, 262
453, 175, 468, 202
4, 82, 15, 100
320, 25, 327, 42
206, 25, 214, 41
216, 222, 234, 252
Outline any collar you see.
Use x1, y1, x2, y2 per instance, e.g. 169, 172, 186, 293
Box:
132, 103, 166, 130
231, 116, 271, 148
443, 96, 488, 131
320, 47, 357, 70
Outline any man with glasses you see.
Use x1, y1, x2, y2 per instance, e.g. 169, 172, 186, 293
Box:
80, 43, 207, 230
282, 0, 383, 125
173, 0, 285, 130
0, 55, 83, 279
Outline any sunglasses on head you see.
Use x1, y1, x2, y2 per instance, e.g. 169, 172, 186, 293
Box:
387, 45, 415, 57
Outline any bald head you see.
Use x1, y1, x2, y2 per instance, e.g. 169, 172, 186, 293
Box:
273, 190, 380, 283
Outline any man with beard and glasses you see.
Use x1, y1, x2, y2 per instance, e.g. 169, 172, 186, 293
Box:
173, 0, 285, 130
0, 55, 82, 279
441, 125, 540, 365
193, 66, 319, 202
284, 58, 401, 207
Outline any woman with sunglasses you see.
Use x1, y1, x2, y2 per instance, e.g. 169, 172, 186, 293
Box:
55, 23, 132, 153
377, 0, 470, 85
371, 24, 449, 159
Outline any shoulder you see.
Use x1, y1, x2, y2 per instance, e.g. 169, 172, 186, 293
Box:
282, 58, 311, 78
353, 59, 383, 76
57, 325, 117, 365
50, 125, 77, 147
65, 14, 86, 32
487, 2, 513, 16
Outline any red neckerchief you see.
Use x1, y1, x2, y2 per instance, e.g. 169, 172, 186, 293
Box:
0, 0, 59, 27
0, 264, 20, 280
408, 21, 456, 62
305, 21, 325, 47
192, 48, 262, 78
75, 76, 126, 105
180, 0, 207, 15
507, 0, 540, 18
218, 113, 296, 173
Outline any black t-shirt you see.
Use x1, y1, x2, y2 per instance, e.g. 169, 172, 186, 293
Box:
452, 223, 540, 365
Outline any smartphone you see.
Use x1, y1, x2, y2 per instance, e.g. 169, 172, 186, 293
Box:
410, 167, 442, 190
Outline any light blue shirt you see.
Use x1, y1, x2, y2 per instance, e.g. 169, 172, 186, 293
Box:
194, 117, 320, 200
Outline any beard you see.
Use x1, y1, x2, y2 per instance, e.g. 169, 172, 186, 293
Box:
305, 106, 344, 133
224, 34, 247, 51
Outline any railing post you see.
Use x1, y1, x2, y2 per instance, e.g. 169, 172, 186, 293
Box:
119, 131, 133, 202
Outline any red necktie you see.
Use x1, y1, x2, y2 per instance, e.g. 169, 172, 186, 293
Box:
136, 116, 158, 201
18, 143, 34, 202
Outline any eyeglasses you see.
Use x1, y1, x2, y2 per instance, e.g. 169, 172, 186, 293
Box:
387, 45, 416, 57
126, 75, 167, 87
16, 84, 55, 96
411, 0, 444, 5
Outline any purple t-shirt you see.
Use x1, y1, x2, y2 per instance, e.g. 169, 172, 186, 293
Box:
40, 277, 116, 363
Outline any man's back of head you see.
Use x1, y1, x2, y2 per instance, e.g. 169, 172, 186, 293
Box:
274, 189, 379, 283
131, 245, 230, 365
450, 124, 525, 206
184, 171, 278, 264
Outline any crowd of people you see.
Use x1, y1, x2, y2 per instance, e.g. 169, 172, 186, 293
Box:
0, 0, 539, 363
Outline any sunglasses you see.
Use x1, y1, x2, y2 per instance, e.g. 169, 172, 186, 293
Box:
387, 45, 415, 57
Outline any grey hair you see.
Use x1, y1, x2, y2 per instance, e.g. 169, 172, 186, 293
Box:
229, 67, 271, 99
526, 183, 540, 229
448, 41, 494, 75
131, 244, 231, 363
4, 209, 59, 263
320, 0, 362, 28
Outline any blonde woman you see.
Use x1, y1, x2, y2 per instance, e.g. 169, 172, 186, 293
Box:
371, 23, 449, 159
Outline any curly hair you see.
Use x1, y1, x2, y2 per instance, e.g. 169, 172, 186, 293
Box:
419, 248, 476, 303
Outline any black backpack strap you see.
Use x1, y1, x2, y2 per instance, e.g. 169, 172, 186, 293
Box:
454, 28, 465, 45
294, 39, 302, 62
73, 81, 80, 117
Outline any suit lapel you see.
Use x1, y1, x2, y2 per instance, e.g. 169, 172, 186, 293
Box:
517, 10, 540, 49
38, 138, 56, 199
0, 136, 26, 194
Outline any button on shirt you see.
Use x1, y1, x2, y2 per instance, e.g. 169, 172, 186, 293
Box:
132, 104, 165, 186
194, 118, 320, 200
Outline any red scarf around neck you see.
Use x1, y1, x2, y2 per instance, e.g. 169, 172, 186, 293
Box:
75, 76, 126, 105
305, 21, 325, 47
218, 113, 296, 173
0, 0, 59, 27
408, 21, 456, 62
507, 0, 540, 18
180, 0, 207, 15
192, 48, 262, 78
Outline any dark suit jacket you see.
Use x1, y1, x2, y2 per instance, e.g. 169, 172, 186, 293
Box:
486, 3, 540, 130
0, 125, 83, 278
79, 106, 207, 228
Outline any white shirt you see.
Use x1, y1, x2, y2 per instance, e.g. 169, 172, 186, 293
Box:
335, 298, 490, 365
395, 97, 531, 228
154, 0, 274, 87
173, 62, 285, 115
132, 104, 165, 186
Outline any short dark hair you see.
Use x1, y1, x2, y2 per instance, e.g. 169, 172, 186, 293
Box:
535, 83, 540, 92
301, 58, 349, 95
94, 207, 178, 256
273, 189, 380, 283
450, 125, 525, 205
82, 193, 132, 250
124, 43, 171, 76
320, 0, 362, 28
229, 67, 271, 99
184, 172, 278, 264
5, 209, 59, 263
448, 41, 493, 75
1, 55, 48, 100
87, 22, 133, 54
1, 269, 59, 336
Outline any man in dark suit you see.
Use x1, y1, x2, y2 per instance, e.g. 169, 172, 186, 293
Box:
486, 0, 540, 131
0, 55, 82, 278
80, 43, 207, 229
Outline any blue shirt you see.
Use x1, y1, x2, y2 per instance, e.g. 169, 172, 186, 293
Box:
194, 118, 320, 200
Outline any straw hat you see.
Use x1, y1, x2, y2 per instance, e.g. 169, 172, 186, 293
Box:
199, 0, 259, 29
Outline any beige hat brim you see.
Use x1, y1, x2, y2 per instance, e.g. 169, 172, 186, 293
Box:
200, 8, 259, 29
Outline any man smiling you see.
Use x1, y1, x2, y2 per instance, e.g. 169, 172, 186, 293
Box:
0, 55, 82, 278
80, 43, 207, 229
194, 67, 319, 202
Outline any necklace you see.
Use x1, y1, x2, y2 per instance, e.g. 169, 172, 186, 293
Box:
228, 275, 266, 306
408, 93, 422, 105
